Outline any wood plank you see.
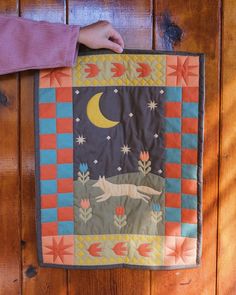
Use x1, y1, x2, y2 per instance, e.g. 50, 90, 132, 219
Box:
152, 1, 221, 294
20, 1, 68, 294
0, 2, 21, 294
68, 0, 153, 49
217, 1, 236, 294
68, 1, 152, 294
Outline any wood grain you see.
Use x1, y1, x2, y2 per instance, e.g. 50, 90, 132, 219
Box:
68, 0, 153, 49
68, 1, 152, 294
0, 2, 21, 295
218, 0, 236, 294
20, 1, 67, 294
152, 1, 221, 294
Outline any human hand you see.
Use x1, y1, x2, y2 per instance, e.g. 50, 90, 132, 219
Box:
78, 21, 124, 53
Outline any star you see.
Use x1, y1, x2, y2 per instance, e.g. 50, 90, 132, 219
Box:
75, 118, 80, 122
41, 69, 70, 87
121, 145, 131, 154
76, 135, 86, 145
147, 100, 158, 111
117, 167, 122, 171
44, 237, 73, 263
106, 136, 111, 140
154, 133, 159, 138
168, 56, 198, 86
75, 89, 80, 95
160, 89, 164, 94
114, 89, 118, 93
158, 169, 162, 174
93, 160, 98, 164
129, 113, 133, 117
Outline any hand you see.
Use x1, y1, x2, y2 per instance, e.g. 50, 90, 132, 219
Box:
78, 21, 124, 53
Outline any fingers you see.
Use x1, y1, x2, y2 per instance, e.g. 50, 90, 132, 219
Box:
104, 39, 123, 53
109, 28, 125, 49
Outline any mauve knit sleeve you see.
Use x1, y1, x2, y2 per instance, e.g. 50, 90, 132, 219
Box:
0, 15, 80, 75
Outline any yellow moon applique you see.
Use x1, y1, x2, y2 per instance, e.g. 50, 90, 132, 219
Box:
86, 92, 120, 128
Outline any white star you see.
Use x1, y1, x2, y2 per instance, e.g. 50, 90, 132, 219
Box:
121, 144, 131, 154
129, 113, 133, 117
106, 136, 111, 140
75, 89, 80, 95
75, 117, 80, 122
114, 89, 118, 93
160, 89, 164, 94
147, 100, 158, 111
76, 135, 86, 145
158, 169, 163, 174
117, 167, 122, 171
154, 133, 159, 138
93, 160, 98, 164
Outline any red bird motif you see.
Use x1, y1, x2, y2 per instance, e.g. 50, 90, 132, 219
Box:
84, 64, 100, 78
112, 242, 128, 256
136, 63, 152, 78
137, 243, 153, 257
87, 243, 102, 257
111, 63, 126, 77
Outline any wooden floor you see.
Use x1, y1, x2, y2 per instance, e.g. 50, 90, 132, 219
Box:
0, 0, 235, 294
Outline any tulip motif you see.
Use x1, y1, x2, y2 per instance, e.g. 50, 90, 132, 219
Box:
77, 162, 90, 185
114, 206, 127, 229
138, 151, 151, 175
151, 203, 162, 229
79, 198, 92, 223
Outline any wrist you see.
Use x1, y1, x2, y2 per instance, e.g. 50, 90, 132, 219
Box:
78, 27, 86, 44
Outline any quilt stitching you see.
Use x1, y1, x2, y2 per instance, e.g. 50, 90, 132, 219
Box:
35, 50, 204, 269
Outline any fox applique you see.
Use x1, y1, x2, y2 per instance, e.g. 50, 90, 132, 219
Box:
93, 176, 162, 203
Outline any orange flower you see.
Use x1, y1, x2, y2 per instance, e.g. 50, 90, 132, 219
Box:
115, 206, 125, 216
140, 151, 149, 162
80, 199, 90, 209
112, 242, 128, 256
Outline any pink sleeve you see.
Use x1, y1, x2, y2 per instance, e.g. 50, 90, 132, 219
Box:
0, 15, 80, 75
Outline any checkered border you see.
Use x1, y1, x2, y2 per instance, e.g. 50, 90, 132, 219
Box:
164, 86, 199, 238
37, 85, 74, 236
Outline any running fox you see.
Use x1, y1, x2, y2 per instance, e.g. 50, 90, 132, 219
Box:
93, 176, 162, 203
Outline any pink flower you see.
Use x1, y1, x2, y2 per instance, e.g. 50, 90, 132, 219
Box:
115, 206, 125, 216
140, 151, 149, 162
80, 199, 90, 209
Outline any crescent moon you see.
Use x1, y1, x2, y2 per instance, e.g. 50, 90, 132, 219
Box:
86, 92, 120, 128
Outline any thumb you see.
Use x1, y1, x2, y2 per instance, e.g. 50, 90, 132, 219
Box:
103, 39, 123, 53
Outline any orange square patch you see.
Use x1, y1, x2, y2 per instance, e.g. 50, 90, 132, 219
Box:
165, 102, 181, 117
39, 103, 56, 118
165, 133, 181, 148
40, 134, 56, 149
165, 163, 181, 178
165, 222, 181, 236
165, 193, 181, 208
58, 207, 74, 221
40, 164, 57, 180
182, 209, 197, 224
42, 222, 58, 236
57, 149, 73, 164
182, 118, 198, 133
58, 178, 73, 193
182, 149, 198, 164
56, 87, 73, 102
57, 118, 73, 133
182, 179, 197, 195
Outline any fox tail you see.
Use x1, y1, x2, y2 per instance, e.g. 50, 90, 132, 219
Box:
137, 186, 162, 195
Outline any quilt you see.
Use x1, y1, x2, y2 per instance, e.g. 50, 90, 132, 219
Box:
34, 49, 204, 269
